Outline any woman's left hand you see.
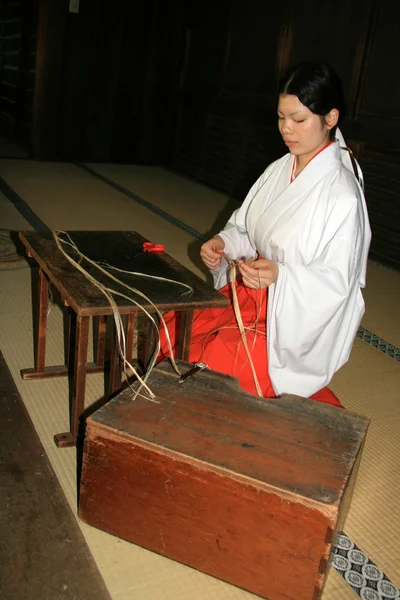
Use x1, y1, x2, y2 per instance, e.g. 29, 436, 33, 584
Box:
238, 258, 279, 289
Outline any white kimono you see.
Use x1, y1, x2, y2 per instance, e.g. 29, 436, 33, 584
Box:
212, 131, 371, 398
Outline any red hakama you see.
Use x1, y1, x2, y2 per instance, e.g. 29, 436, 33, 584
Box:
159, 280, 343, 408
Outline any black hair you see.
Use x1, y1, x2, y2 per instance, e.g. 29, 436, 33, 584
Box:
278, 62, 346, 139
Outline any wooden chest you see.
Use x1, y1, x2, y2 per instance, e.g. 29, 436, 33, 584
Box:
79, 360, 369, 600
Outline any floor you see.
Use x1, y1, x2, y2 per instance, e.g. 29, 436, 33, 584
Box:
0, 351, 111, 600
0, 157, 399, 600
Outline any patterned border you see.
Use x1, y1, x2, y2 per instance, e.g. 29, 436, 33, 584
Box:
76, 163, 207, 242
357, 327, 400, 361
0, 175, 49, 231
334, 532, 399, 599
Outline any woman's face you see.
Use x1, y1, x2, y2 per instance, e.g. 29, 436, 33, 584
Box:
278, 94, 335, 165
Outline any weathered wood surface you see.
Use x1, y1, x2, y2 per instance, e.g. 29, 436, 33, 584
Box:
0, 351, 112, 600
19, 231, 229, 316
19, 231, 226, 447
79, 360, 369, 600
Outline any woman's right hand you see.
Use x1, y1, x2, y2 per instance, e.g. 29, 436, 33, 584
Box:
200, 235, 225, 270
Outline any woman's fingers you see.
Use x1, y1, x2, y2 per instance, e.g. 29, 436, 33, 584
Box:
204, 257, 221, 270
200, 236, 225, 270
239, 264, 264, 288
241, 275, 259, 289
238, 259, 278, 288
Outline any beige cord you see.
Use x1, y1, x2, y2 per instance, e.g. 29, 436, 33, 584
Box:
224, 255, 263, 397
54, 230, 263, 400
53, 230, 194, 400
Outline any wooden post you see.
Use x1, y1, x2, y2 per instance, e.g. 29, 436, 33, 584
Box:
32, 0, 68, 158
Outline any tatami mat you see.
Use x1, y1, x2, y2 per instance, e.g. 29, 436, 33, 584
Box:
329, 339, 400, 585
0, 267, 263, 600
0, 160, 209, 279
0, 159, 399, 600
0, 241, 358, 600
83, 162, 239, 237
361, 262, 400, 348
0, 189, 33, 230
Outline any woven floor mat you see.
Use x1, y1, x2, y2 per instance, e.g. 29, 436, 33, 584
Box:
329, 340, 400, 587
361, 262, 400, 348
0, 255, 398, 598
0, 167, 399, 599
0, 160, 208, 280
82, 162, 236, 237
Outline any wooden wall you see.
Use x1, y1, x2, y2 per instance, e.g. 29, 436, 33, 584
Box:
173, 0, 400, 268
0, 0, 37, 149
0, 0, 398, 268
0, 0, 185, 162
58, 0, 184, 163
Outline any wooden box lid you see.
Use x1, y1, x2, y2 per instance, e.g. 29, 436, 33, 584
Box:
87, 360, 369, 508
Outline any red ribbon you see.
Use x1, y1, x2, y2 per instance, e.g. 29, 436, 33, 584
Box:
142, 242, 165, 253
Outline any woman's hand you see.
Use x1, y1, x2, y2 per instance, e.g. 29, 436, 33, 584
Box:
238, 258, 279, 289
200, 235, 225, 270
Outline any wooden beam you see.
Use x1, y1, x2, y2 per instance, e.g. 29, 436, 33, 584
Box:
32, 0, 68, 158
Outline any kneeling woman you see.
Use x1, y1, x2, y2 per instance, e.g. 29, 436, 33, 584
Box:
159, 61, 371, 408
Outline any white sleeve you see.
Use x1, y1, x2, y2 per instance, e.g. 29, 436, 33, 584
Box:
211, 167, 272, 288
267, 197, 366, 397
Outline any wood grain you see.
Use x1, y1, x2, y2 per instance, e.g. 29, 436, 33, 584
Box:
19, 231, 229, 316
79, 360, 369, 600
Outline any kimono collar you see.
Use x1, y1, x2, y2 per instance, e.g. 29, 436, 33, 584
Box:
288, 137, 343, 192
291, 140, 335, 182
290, 128, 364, 187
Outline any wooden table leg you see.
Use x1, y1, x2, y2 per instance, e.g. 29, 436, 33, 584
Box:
125, 313, 136, 363
108, 313, 137, 397
22, 283, 104, 381
143, 318, 157, 368
21, 267, 48, 378
177, 310, 194, 361
94, 315, 107, 367
54, 315, 90, 448
108, 320, 122, 397
63, 305, 71, 368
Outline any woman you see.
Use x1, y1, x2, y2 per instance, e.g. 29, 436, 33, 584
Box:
160, 61, 371, 407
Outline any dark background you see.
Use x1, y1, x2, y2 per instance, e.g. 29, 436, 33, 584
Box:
0, 0, 399, 268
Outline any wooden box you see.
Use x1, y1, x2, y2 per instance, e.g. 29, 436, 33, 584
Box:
79, 360, 369, 600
